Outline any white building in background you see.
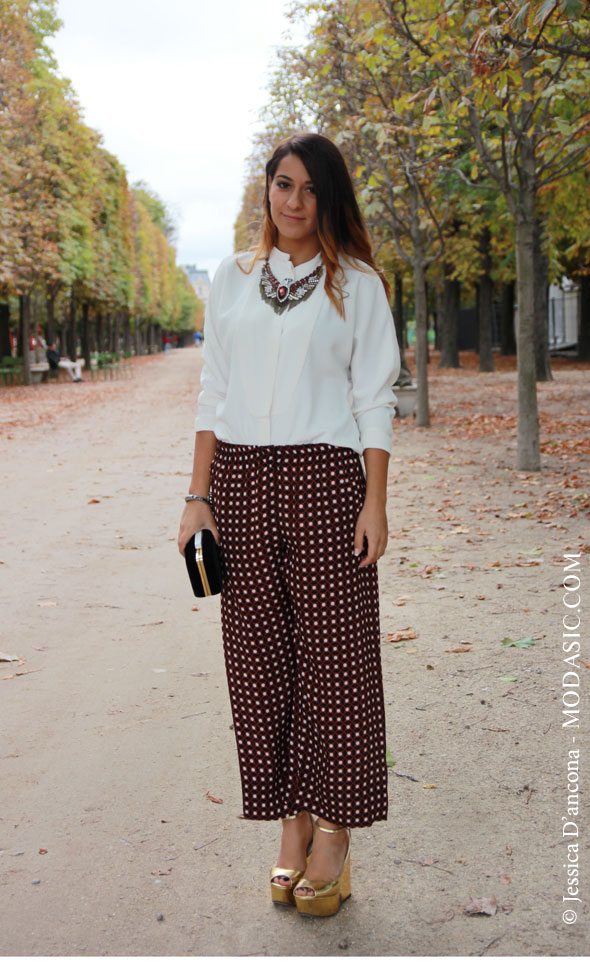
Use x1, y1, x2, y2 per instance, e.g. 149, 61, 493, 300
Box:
549, 280, 579, 349
183, 265, 211, 304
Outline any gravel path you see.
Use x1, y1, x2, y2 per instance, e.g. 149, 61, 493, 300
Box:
1, 348, 588, 957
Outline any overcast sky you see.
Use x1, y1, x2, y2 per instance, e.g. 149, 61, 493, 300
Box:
50, 0, 300, 278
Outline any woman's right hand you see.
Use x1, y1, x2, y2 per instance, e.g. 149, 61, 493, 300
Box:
177, 501, 220, 555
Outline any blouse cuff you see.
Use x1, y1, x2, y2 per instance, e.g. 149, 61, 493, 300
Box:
194, 411, 216, 433
360, 426, 394, 455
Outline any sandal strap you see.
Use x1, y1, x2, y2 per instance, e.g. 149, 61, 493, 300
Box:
282, 810, 306, 821
316, 824, 349, 834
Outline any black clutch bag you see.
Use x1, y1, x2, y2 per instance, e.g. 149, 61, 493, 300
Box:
184, 529, 223, 597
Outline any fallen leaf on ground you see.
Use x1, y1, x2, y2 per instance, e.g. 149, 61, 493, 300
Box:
88, 498, 101, 504
502, 637, 536, 648
205, 791, 223, 804
386, 628, 417, 642
422, 783, 437, 789
444, 646, 472, 653
151, 868, 172, 876
4, 668, 40, 679
0, 653, 19, 662
461, 895, 497, 916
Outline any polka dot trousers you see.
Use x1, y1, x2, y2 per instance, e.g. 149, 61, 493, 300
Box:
209, 441, 389, 828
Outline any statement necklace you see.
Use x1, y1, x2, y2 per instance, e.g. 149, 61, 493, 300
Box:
259, 259, 324, 315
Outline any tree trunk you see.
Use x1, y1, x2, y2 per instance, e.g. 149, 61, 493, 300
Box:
512, 57, 541, 471
500, 281, 516, 355
515, 215, 540, 471
46, 286, 57, 345
123, 310, 132, 354
96, 311, 104, 353
0, 303, 11, 359
88, 309, 96, 359
478, 228, 494, 372
414, 262, 429, 424
393, 286, 412, 383
106, 313, 114, 353
66, 291, 77, 361
394, 273, 404, 345
21, 293, 31, 385
578, 275, 590, 361
135, 317, 142, 356
533, 217, 552, 381
113, 310, 121, 356
81, 303, 90, 371
439, 267, 460, 367
424, 280, 431, 364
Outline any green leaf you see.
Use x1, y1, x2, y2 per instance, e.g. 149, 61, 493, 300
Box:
560, 0, 583, 17
535, 0, 558, 22
514, 2, 531, 29
386, 748, 396, 768
498, 676, 519, 682
502, 637, 536, 648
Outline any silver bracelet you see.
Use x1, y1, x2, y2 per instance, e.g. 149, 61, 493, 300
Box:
185, 494, 211, 504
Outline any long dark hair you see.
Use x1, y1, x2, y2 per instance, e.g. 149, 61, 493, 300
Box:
244, 132, 390, 316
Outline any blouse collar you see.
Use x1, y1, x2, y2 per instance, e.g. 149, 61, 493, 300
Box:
269, 246, 322, 280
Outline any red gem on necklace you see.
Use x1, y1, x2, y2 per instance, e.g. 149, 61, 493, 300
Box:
277, 284, 290, 302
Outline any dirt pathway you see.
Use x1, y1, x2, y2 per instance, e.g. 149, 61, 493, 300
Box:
1, 349, 588, 957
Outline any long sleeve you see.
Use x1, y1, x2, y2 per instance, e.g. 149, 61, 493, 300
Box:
349, 271, 400, 454
195, 259, 231, 433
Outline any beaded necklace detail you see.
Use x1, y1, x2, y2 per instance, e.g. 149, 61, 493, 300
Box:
259, 260, 324, 315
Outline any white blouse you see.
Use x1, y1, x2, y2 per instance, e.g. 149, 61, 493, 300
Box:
195, 246, 400, 456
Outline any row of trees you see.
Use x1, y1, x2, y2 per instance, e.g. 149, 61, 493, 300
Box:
235, 0, 590, 470
0, 0, 201, 383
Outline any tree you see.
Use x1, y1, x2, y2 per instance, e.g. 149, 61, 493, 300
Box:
378, 0, 590, 468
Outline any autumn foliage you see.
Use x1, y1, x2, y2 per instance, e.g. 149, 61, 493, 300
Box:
0, 0, 201, 375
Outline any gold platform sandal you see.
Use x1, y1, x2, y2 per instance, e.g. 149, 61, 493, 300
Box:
270, 811, 314, 907
293, 824, 351, 917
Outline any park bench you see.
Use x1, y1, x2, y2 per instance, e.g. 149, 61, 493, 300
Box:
0, 357, 24, 385
30, 358, 85, 383
89, 351, 133, 380
90, 352, 120, 380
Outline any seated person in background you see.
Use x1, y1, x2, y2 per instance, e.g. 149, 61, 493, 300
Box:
46, 342, 83, 382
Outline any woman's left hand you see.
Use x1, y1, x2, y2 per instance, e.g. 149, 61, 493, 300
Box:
353, 498, 388, 567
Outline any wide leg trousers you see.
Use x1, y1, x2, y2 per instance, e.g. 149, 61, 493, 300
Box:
209, 441, 389, 828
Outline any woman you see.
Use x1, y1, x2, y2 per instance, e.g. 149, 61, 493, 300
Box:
178, 132, 400, 917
